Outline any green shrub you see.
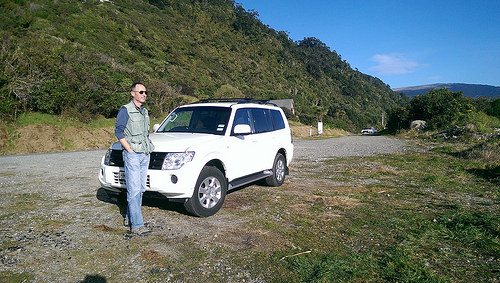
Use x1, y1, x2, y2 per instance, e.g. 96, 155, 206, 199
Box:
386, 106, 410, 133
486, 98, 500, 119
458, 111, 500, 133
408, 88, 470, 130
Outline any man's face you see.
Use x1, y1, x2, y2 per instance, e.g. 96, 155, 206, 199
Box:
131, 84, 147, 105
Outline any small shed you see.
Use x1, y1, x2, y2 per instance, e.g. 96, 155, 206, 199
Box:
269, 99, 295, 115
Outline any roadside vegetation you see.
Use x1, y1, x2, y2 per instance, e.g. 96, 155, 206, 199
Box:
0, 0, 405, 132
386, 88, 499, 134
268, 140, 498, 282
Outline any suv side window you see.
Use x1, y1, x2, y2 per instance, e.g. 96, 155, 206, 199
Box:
271, 109, 285, 130
231, 108, 254, 134
252, 108, 273, 133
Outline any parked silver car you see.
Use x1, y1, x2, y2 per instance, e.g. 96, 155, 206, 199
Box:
361, 127, 377, 135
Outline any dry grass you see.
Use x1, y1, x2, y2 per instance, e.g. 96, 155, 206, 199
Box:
1, 117, 347, 154
464, 136, 500, 165
289, 121, 349, 138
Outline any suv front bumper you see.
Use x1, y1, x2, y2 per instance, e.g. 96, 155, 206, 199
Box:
99, 159, 198, 199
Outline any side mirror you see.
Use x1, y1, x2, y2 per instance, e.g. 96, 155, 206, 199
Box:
233, 124, 251, 135
152, 124, 160, 132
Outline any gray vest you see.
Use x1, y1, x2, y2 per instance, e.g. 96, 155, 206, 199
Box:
123, 101, 155, 153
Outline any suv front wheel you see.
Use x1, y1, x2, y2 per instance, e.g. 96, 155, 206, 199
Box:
184, 166, 227, 217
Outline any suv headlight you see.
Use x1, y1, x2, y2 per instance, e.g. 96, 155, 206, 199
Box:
162, 151, 195, 170
104, 149, 112, 165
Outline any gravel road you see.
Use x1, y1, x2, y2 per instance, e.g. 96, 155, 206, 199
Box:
0, 135, 409, 282
293, 135, 409, 160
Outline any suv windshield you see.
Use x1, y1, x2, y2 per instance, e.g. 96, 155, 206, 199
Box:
157, 106, 231, 135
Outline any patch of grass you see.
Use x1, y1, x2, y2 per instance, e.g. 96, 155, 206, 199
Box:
437, 209, 499, 255
16, 112, 61, 127
422, 174, 448, 184
63, 138, 75, 151
263, 145, 499, 282
7, 193, 45, 212
274, 196, 498, 281
141, 249, 168, 266
459, 135, 500, 164
279, 246, 446, 282
0, 212, 15, 221
308, 204, 325, 213
461, 111, 500, 133
0, 240, 20, 251
0, 271, 34, 283
80, 194, 95, 198
432, 145, 456, 153
262, 221, 279, 230
15, 112, 82, 131
87, 115, 116, 129
467, 165, 500, 186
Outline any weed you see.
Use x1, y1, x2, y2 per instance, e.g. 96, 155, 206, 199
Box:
437, 209, 499, 255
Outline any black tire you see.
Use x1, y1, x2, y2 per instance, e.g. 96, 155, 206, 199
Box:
184, 166, 227, 217
265, 153, 286, 187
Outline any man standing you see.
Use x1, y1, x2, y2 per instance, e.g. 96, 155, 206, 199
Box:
115, 83, 155, 236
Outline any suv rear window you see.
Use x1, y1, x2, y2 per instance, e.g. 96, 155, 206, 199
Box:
271, 109, 285, 130
232, 108, 286, 134
252, 109, 274, 133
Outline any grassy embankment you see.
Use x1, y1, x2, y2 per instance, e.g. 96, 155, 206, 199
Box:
0, 113, 348, 155
0, 112, 117, 155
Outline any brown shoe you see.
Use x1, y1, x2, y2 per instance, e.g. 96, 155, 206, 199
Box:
130, 226, 151, 236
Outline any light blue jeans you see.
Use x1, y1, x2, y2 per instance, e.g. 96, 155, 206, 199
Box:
123, 151, 150, 229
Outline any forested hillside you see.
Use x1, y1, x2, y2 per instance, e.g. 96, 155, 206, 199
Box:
0, 0, 406, 131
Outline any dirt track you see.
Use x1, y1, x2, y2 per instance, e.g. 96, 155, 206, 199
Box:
0, 135, 409, 282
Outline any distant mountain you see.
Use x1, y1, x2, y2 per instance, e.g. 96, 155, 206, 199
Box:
393, 83, 500, 98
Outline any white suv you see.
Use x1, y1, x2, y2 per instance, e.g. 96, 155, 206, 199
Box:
99, 99, 294, 217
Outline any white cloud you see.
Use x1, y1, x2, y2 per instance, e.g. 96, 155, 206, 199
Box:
369, 53, 427, 75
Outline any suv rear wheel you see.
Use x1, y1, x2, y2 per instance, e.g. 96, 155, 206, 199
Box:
184, 166, 227, 217
265, 153, 286, 187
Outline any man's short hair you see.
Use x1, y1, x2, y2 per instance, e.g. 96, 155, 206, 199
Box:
131, 83, 144, 91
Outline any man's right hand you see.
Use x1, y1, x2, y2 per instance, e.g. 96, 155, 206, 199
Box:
119, 138, 134, 153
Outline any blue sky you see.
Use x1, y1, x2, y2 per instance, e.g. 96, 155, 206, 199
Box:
236, 0, 500, 89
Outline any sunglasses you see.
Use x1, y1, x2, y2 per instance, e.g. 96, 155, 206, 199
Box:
133, 90, 148, 94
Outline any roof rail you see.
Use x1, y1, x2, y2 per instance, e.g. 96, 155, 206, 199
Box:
194, 98, 278, 106
195, 98, 253, 103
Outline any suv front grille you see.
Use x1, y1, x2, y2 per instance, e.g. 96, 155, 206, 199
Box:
113, 171, 151, 188
149, 152, 168, 169
108, 150, 167, 170
113, 171, 126, 185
